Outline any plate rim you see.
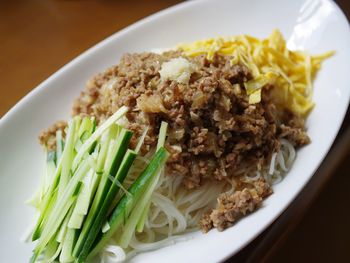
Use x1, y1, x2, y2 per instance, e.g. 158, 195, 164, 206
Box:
1, 0, 350, 262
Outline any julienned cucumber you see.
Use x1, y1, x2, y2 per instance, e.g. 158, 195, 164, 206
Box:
75, 149, 137, 260
83, 147, 169, 262
30, 108, 129, 263
136, 121, 168, 233
72, 128, 133, 257
30, 161, 90, 263
72, 106, 128, 171
28, 108, 169, 263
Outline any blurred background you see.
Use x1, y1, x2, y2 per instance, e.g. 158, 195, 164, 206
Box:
1, 0, 349, 262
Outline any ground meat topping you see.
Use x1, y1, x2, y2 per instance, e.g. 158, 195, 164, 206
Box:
279, 124, 310, 146
39, 50, 310, 233
38, 120, 67, 150
199, 212, 214, 233
44, 51, 310, 189
200, 179, 272, 232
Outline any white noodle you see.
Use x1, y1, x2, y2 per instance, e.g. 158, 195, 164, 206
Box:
152, 193, 187, 233
271, 173, 283, 185
98, 139, 296, 262
281, 139, 296, 167
100, 243, 126, 263
269, 152, 277, 175
276, 150, 288, 172
244, 170, 262, 182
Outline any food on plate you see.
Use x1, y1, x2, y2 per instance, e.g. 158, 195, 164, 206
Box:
26, 30, 332, 262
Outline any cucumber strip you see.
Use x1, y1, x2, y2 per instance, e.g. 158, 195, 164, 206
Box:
74, 138, 83, 152
134, 126, 149, 154
74, 123, 117, 178
43, 152, 58, 204
76, 150, 137, 261
78, 117, 93, 138
73, 129, 133, 257
137, 121, 168, 232
70, 169, 94, 215
56, 207, 71, 243
96, 130, 113, 171
72, 106, 128, 171
57, 119, 76, 200
56, 202, 78, 245
31, 161, 90, 262
80, 130, 91, 142
85, 147, 169, 261
101, 124, 121, 173
26, 152, 56, 211
68, 170, 96, 229
136, 200, 150, 233
32, 122, 79, 239
72, 117, 82, 152
69, 132, 112, 228
32, 173, 60, 241
56, 130, 64, 163
74, 131, 90, 151
156, 121, 168, 151
75, 118, 94, 151
119, 166, 162, 248
43, 237, 60, 262
59, 228, 77, 263
74, 136, 112, 224
86, 154, 98, 172
41, 243, 62, 263
46, 151, 57, 167
68, 213, 85, 230
101, 222, 110, 233
92, 117, 97, 132
73, 116, 82, 140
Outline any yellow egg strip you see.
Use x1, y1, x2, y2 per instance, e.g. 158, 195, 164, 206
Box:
177, 30, 333, 117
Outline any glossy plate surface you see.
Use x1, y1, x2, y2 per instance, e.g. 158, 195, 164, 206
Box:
1, 0, 349, 262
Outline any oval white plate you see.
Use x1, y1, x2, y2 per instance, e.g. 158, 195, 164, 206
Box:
1, 0, 349, 262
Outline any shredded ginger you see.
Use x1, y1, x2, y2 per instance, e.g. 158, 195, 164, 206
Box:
159, 57, 194, 85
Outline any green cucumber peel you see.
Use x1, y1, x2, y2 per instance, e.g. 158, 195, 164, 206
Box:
137, 121, 168, 232
76, 150, 137, 261
72, 128, 132, 257
30, 160, 90, 262
72, 106, 128, 171
85, 147, 169, 261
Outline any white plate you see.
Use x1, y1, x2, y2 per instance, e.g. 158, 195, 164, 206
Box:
1, 0, 349, 262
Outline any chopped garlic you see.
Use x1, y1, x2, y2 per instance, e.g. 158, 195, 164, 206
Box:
159, 57, 194, 85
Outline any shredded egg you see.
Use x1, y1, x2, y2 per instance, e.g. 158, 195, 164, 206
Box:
177, 30, 334, 116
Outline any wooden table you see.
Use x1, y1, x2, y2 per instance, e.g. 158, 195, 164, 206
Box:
1, 1, 349, 262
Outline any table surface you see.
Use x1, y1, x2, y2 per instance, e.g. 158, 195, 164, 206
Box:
1, 1, 349, 262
